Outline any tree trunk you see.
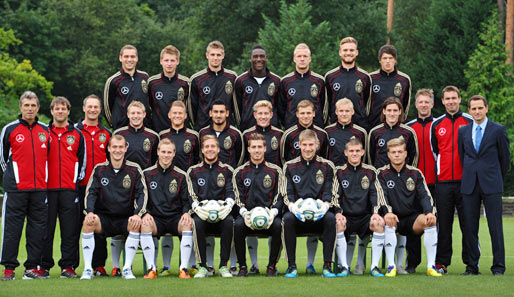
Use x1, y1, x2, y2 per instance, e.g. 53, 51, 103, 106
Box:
506, 0, 513, 64
387, 0, 394, 44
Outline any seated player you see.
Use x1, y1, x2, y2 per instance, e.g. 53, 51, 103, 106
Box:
142, 138, 194, 279
233, 133, 283, 277
377, 137, 441, 277
282, 129, 337, 278
187, 135, 235, 278
80, 135, 154, 280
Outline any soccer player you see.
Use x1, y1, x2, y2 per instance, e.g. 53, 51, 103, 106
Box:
325, 37, 371, 130
188, 40, 237, 130
1, 91, 50, 280
75, 94, 111, 276
41, 97, 86, 279
377, 137, 441, 277
199, 100, 244, 168
279, 43, 326, 129
430, 86, 472, 274
104, 44, 150, 130
233, 133, 283, 277
142, 138, 194, 279
80, 135, 153, 280
148, 45, 190, 133
235, 45, 281, 131
333, 138, 394, 277
188, 135, 235, 278
367, 45, 411, 129
282, 129, 337, 278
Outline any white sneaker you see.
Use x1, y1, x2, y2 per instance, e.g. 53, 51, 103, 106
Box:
122, 268, 136, 279
80, 269, 93, 280
397, 266, 408, 275
218, 266, 232, 278
354, 264, 364, 275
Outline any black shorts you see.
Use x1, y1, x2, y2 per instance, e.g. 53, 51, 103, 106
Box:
397, 213, 420, 236
345, 214, 372, 239
154, 215, 181, 237
98, 214, 129, 237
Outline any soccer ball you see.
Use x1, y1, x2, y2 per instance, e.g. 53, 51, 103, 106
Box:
249, 207, 270, 230
297, 198, 319, 221
205, 200, 221, 223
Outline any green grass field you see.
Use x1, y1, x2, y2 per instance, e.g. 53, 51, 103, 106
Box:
2, 218, 514, 297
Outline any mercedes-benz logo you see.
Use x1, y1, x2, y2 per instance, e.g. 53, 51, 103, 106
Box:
198, 178, 206, 186
387, 180, 395, 189
244, 178, 251, 186
155, 91, 163, 100
342, 180, 349, 188
292, 175, 301, 184
150, 181, 158, 190
245, 86, 253, 94
101, 178, 109, 186
121, 86, 129, 94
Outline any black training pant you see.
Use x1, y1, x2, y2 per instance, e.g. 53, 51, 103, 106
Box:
234, 216, 281, 267
193, 214, 234, 268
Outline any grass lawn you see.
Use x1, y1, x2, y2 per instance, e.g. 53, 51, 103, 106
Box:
1, 217, 514, 297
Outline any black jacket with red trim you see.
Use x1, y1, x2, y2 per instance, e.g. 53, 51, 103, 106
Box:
199, 124, 244, 168
113, 125, 159, 170
159, 126, 200, 172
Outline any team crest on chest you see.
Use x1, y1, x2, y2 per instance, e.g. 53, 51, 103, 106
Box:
217, 173, 225, 187
143, 138, 151, 152
38, 132, 47, 142
316, 170, 324, 184
361, 175, 370, 189
223, 136, 232, 150
225, 81, 233, 94
263, 174, 272, 188
141, 80, 148, 93
394, 82, 402, 97
271, 136, 279, 151
99, 133, 107, 143
177, 87, 185, 101
355, 79, 363, 93
66, 135, 75, 145
184, 139, 192, 153
267, 82, 276, 96
406, 177, 415, 191
123, 174, 132, 189
169, 179, 178, 194
310, 84, 318, 98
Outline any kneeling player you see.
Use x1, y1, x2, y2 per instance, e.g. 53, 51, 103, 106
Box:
377, 137, 441, 277
188, 135, 235, 278
282, 129, 337, 278
233, 133, 283, 277
333, 138, 396, 277
80, 135, 154, 280
142, 139, 194, 279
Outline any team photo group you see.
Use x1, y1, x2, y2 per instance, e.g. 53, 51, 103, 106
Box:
0, 36, 510, 281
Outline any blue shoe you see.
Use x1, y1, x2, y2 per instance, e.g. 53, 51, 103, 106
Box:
285, 266, 298, 278
321, 266, 336, 278
370, 267, 384, 277
336, 266, 349, 277
305, 264, 316, 274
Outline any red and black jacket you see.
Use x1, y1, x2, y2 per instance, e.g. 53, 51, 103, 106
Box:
75, 120, 111, 187
47, 120, 86, 190
1, 115, 50, 192
407, 116, 436, 185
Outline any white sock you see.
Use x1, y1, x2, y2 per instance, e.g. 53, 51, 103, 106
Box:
82, 232, 95, 270
395, 234, 406, 268
384, 226, 397, 268
424, 226, 438, 269
141, 232, 156, 271
180, 231, 193, 270
161, 236, 173, 268
247, 236, 259, 268
206, 237, 215, 267
346, 234, 356, 267
356, 235, 370, 266
189, 250, 196, 268
306, 236, 318, 267
230, 245, 237, 268
336, 232, 348, 268
110, 235, 123, 269
371, 232, 384, 269
153, 237, 159, 266
122, 232, 140, 270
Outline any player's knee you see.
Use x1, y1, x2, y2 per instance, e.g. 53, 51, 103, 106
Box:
283, 212, 295, 224
323, 211, 335, 225
234, 217, 245, 230
336, 220, 346, 233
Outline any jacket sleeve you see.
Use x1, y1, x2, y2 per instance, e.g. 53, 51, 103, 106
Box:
368, 131, 377, 166
236, 131, 244, 167
416, 172, 436, 215
457, 127, 465, 166
321, 163, 335, 204
325, 76, 336, 123
234, 77, 244, 126
187, 168, 199, 203
407, 130, 419, 167
181, 174, 192, 214
277, 79, 287, 127
233, 167, 245, 208
332, 169, 343, 214
224, 167, 235, 201
430, 121, 439, 157
133, 166, 148, 216
84, 168, 100, 214
0, 125, 11, 172
271, 168, 284, 212
77, 130, 87, 182
377, 170, 392, 213
498, 125, 511, 178
281, 165, 295, 206
319, 80, 328, 125
187, 78, 198, 125
103, 78, 116, 127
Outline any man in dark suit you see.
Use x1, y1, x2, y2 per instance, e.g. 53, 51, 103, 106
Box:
458, 95, 510, 276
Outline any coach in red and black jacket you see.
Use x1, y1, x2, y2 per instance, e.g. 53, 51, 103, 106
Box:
0, 92, 50, 279
429, 86, 472, 273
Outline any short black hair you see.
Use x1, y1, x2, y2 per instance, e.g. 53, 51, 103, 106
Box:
210, 99, 227, 110
251, 45, 266, 56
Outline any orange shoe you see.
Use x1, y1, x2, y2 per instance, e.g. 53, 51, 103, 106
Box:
144, 270, 157, 279
179, 269, 191, 279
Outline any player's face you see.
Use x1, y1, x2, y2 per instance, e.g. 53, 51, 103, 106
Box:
127, 106, 146, 128
296, 106, 315, 127
83, 98, 101, 122
335, 103, 354, 125
383, 103, 401, 126
158, 143, 175, 168
442, 91, 461, 114
387, 144, 407, 167
202, 139, 219, 163
108, 138, 127, 162
415, 94, 433, 118
468, 99, 488, 124
206, 48, 225, 70
250, 48, 267, 72
119, 49, 138, 73
379, 53, 396, 73
294, 48, 311, 71
160, 53, 179, 76
253, 106, 272, 128
20, 98, 40, 122
209, 104, 228, 125
50, 103, 70, 124
248, 139, 266, 163
344, 144, 364, 166
168, 105, 187, 127
339, 42, 358, 65
300, 138, 318, 161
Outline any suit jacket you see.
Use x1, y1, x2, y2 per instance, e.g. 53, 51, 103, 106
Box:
458, 120, 510, 195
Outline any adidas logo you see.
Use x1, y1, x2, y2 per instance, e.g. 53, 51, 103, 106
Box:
128, 246, 137, 250
163, 245, 171, 248
385, 243, 392, 247
84, 246, 91, 250
144, 247, 151, 250
184, 244, 192, 248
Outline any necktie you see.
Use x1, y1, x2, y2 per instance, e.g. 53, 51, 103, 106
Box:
474, 126, 482, 152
